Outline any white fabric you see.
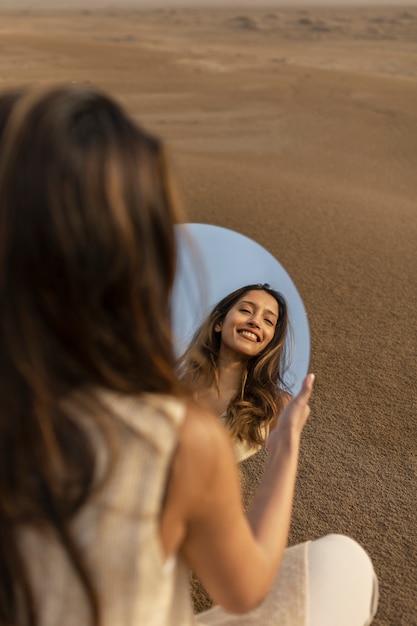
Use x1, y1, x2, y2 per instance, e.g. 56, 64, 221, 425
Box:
197, 534, 378, 626
197, 542, 308, 625
308, 534, 379, 626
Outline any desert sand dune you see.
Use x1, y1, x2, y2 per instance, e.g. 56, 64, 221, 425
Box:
0, 5, 416, 625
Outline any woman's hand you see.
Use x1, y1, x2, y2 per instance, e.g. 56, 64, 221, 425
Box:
266, 373, 315, 452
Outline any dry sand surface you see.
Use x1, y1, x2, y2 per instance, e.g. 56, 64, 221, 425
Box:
0, 4, 416, 625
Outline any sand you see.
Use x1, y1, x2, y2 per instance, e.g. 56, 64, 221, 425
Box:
0, 4, 416, 625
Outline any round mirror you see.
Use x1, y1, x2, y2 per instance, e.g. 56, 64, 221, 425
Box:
173, 223, 310, 395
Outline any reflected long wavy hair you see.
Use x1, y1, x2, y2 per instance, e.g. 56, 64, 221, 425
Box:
0, 85, 183, 626
177, 284, 292, 446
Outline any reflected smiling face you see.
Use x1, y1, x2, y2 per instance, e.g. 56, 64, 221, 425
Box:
215, 289, 279, 360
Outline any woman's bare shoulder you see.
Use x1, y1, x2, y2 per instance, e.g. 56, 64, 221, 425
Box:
178, 402, 234, 478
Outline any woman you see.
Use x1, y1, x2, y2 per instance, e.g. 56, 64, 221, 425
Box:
178, 283, 292, 461
0, 85, 377, 626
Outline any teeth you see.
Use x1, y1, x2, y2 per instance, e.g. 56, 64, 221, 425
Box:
240, 330, 259, 342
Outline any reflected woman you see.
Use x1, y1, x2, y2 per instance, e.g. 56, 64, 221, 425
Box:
177, 283, 292, 461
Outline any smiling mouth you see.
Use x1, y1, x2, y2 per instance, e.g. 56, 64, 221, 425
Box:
239, 330, 260, 342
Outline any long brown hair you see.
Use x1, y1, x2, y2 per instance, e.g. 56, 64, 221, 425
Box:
177, 283, 292, 446
0, 85, 183, 626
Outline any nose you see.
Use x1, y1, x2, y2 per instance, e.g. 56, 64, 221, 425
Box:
248, 317, 261, 329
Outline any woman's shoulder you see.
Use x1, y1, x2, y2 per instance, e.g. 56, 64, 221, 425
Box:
98, 390, 232, 458
181, 401, 231, 447
177, 402, 235, 479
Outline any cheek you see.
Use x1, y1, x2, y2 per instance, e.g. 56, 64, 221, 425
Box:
223, 312, 239, 329
266, 328, 276, 345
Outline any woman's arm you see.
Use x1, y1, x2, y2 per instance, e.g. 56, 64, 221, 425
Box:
160, 375, 314, 614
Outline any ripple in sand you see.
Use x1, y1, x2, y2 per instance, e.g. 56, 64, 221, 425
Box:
226, 16, 258, 32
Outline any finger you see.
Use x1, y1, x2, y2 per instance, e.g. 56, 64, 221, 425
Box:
295, 373, 315, 404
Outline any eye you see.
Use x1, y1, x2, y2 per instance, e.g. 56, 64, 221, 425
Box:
264, 318, 274, 326
239, 307, 251, 314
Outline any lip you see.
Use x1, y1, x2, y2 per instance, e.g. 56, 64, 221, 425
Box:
238, 328, 261, 343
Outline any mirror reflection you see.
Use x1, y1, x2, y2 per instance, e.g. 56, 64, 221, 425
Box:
173, 224, 310, 461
